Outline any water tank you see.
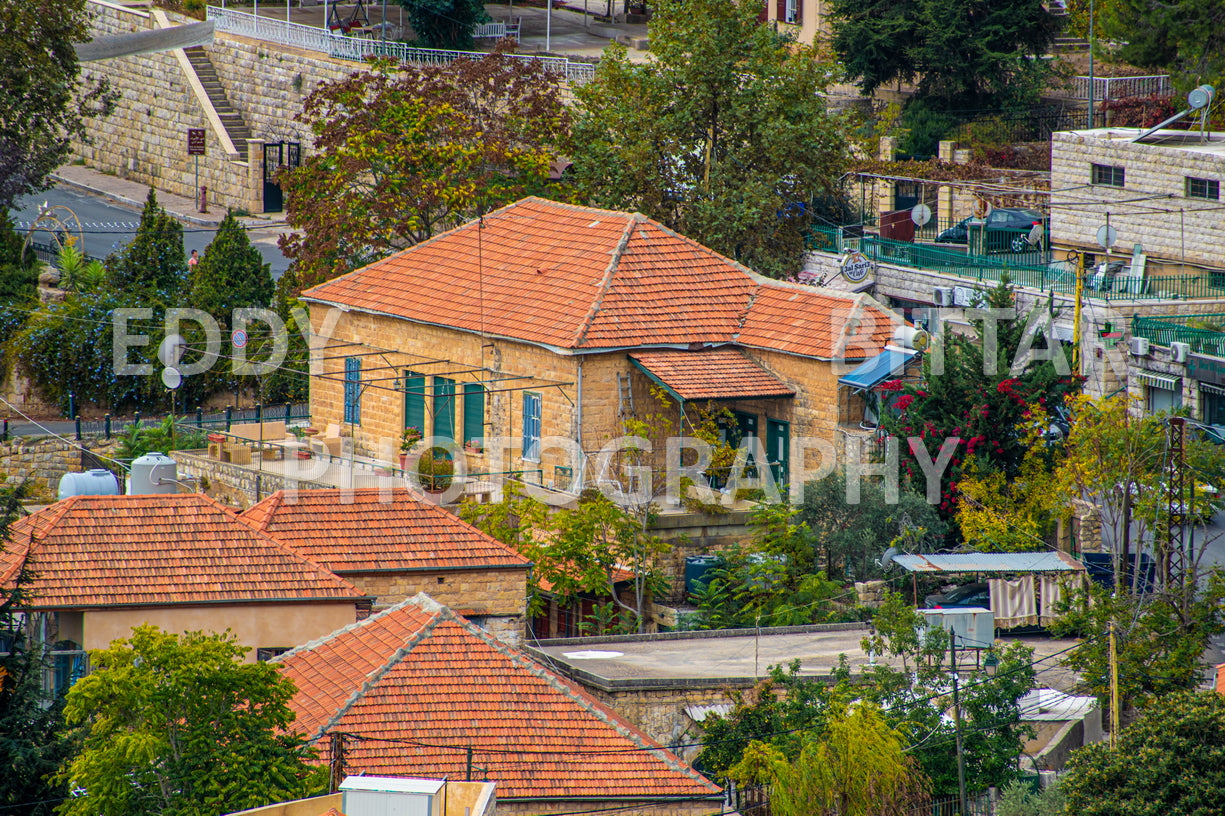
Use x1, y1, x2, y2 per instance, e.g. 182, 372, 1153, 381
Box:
127, 452, 177, 495
684, 555, 723, 596
57, 469, 120, 501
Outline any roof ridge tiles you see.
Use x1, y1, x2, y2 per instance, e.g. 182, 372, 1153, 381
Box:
571, 212, 640, 349
271, 593, 440, 665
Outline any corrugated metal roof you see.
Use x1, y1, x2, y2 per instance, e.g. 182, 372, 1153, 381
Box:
1019, 688, 1099, 721
892, 551, 1085, 573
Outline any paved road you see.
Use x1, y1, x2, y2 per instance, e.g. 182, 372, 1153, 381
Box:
13, 184, 291, 277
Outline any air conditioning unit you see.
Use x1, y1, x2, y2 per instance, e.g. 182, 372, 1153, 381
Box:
933, 287, 953, 307
1130, 336, 1151, 356
1171, 341, 1190, 363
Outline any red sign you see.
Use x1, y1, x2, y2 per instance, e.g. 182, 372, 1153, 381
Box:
187, 128, 206, 156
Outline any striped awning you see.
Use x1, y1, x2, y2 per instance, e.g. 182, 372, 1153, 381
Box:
1136, 370, 1178, 389
1201, 382, 1225, 396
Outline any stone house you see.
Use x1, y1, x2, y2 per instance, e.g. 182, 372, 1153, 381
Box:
301, 197, 896, 499
0, 493, 370, 684
274, 593, 724, 816
1050, 126, 1225, 271
239, 487, 531, 644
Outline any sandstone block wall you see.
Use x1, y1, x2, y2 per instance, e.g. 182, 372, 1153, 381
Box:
1050, 131, 1225, 267
0, 437, 121, 495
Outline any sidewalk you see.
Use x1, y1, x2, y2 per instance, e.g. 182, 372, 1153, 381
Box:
50, 164, 283, 229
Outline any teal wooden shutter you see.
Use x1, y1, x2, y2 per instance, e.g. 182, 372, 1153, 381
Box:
434, 377, 455, 440
403, 371, 425, 433
343, 357, 361, 424
463, 383, 485, 445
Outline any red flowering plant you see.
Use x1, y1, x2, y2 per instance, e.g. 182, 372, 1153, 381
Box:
878, 280, 1084, 523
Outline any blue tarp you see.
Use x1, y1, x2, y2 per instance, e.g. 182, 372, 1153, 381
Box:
838, 348, 916, 390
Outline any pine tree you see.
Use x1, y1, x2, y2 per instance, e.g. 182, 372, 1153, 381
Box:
106, 189, 186, 297
188, 211, 273, 327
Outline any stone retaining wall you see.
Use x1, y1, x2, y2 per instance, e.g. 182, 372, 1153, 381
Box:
0, 437, 121, 495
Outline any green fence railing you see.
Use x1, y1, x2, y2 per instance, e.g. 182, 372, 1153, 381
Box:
1132, 314, 1225, 355
809, 226, 1225, 302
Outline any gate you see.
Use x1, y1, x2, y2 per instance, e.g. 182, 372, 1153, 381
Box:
262, 141, 300, 213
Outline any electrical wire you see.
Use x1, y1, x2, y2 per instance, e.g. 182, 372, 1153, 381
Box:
0, 394, 131, 471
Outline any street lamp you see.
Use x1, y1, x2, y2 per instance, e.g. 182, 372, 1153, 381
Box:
984, 650, 1000, 676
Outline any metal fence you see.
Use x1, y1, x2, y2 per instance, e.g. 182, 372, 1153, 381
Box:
27, 240, 103, 268
1070, 75, 1172, 102
1133, 314, 1225, 355
950, 106, 1090, 144
206, 7, 597, 84
24, 403, 312, 442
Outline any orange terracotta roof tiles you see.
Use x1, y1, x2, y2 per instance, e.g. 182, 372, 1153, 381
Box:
240, 488, 530, 573
629, 348, 796, 401
303, 197, 894, 359
0, 494, 365, 608
738, 284, 895, 360
276, 594, 722, 802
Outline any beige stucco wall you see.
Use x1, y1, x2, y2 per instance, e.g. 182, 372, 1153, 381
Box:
1050, 130, 1225, 267
81, 601, 359, 657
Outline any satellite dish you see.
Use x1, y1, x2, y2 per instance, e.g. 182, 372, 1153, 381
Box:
1188, 85, 1215, 110
1026, 223, 1044, 247
910, 203, 932, 227
161, 367, 182, 390
158, 333, 186, 367
1096, 224, 1118, 250
876, 547, 901, 569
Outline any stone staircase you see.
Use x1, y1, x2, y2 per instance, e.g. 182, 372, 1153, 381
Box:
182, 45, 252, 162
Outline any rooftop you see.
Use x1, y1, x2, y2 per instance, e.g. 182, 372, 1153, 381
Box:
628, 348, 796, 401
1059, 127, 1225, 155
239, 488, 530, 573
0, 494, 365, 609
275, 594, 721, 801
303, 197, 894, 360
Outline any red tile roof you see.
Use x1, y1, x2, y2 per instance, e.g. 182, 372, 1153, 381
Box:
738, 284, 896, 360
0, 494, 365, 608
240, 488, 530, 573
303, 198, 893, 359
629, 348, 796, 401
276, 594, 722, 802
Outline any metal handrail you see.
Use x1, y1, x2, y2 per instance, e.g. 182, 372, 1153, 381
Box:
206, 7, 596, 83
1070, 75, 1172, 102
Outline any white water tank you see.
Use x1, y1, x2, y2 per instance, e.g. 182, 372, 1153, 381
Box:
127, 452, 177, 495
57, 469, 121, 501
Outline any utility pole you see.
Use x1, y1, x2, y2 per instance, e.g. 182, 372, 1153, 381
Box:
1071, 250, 1085, 376
329, 732, 347, 792
950, 633, 968, 816
1108, 619, 1120, 747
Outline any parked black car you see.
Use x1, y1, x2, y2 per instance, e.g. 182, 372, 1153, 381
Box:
936, 208, 1048, 253
923, 582, 990, 609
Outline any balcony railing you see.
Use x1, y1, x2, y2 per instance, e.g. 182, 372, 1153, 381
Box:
1070, 75, 1172, 102
206, 7, 596, 84
1133, 314, 1225, 355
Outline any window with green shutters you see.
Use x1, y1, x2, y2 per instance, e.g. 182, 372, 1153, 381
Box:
522, 392, 541, 461
433, 377, 455, 440
463, 383, 485, 446
403, 371, 425, 434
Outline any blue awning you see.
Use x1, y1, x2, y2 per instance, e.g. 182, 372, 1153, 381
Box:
838, 349, 916, 390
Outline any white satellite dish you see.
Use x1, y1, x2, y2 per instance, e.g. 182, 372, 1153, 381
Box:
161, 367, 182, 390
1096, 224, 1118, 250
910, 203, 932, 227
158, 333, 186, 367
1027, 223, 1044, 247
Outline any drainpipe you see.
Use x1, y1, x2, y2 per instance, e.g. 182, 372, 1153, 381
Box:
576, 356, 584, 491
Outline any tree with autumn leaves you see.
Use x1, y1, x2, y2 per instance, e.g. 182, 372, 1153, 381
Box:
278, 50, 570, 292
880, 281, 1082, 539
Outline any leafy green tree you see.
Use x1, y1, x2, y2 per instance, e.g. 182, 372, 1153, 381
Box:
55, 243, 107, 293
0, 212, 37, 303
1060, 690, 1225, 816
114, 416, 206, 463
567, 0, 849, 279
829, 0, 1059, 111
0, 0, 115, 211
1050, 574, 1225, 716
698, 592, 1037, 797
57, 626, 325, 816
731, 702, 931, 816
798, 472, 947, 579
1099, 0, 1225, 94
105, 189, 186, 298
881, 281, 1082, 524
188, 211, 273, 322
1, 483, 77, 816
394, 0, 488, 49
280, 52, 568, 291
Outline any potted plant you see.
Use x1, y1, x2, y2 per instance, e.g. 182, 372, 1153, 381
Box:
417, 446, 454, 492
399, 426, 423, 469
464, 438, 484, 454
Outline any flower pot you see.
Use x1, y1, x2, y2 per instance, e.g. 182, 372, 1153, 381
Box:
296, 450, 313, 460
399, 453, 409, 470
